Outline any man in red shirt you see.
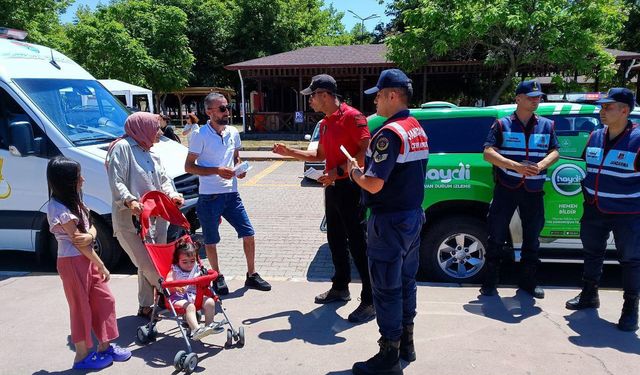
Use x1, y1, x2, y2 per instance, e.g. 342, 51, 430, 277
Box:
273, 74, 374, 323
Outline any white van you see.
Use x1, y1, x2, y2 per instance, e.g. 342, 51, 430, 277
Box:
0, 32, 198, 268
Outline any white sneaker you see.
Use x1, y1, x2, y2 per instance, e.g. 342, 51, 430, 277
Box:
208, 321, 225, 334
191, 324, 213, 341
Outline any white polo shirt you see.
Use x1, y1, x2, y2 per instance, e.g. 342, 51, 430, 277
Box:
188, 122, 241, 194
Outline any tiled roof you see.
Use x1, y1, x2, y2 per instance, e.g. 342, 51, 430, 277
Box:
225, 44, 640, 70
226, 44, 393, 70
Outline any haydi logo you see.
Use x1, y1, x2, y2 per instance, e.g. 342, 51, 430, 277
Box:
551, 164, 585, 196
426, 162, 471, 183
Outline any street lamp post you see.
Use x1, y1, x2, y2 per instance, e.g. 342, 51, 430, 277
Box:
347, 10, 380, 42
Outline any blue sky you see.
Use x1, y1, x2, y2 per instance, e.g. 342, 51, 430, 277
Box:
60, 0, 391, 31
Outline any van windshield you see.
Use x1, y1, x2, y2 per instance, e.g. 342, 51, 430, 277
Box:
14, 78, 129, 145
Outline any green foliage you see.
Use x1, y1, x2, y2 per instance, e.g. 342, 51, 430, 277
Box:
386, 0, 628, 104
0, 0, 71, 50
66, 0, 194, 93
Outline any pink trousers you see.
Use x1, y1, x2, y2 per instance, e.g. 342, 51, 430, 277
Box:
57, 256, 119, 347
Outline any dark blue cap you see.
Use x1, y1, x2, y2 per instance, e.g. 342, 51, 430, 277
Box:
364, 69, 413, 95
596, 87, 635, 111
515, 80, 544, 97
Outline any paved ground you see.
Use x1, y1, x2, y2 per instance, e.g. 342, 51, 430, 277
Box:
1, 275, 638, 375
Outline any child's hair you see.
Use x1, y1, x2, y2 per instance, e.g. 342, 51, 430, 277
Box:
172, 239, 199, 265
46, 156, 90, 232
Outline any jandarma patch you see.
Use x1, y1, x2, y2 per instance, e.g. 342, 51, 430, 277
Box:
373, 151, 388, 163
376, 137, 389, 151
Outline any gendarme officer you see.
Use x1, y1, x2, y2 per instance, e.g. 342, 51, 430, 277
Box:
348, 69, 428, 375
480, 80, 560, 298
566, 88, 639, 332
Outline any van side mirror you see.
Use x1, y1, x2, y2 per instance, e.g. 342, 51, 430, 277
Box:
8, 121, 42, 157
304, 134, 311, 141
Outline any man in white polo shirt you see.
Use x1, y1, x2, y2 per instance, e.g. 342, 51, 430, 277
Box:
185, 92, 271, 295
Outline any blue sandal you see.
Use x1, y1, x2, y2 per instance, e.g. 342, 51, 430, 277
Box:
98, 344, 132, 362
72, 351, 113, 370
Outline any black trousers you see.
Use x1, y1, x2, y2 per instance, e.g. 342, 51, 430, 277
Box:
325, 179, 372, 304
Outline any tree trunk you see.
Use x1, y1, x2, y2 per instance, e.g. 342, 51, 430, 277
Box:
489, 68, 517, 105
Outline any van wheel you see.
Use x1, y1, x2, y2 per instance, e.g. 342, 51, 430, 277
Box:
420, 216, 487, 284
92, 217, 122, 269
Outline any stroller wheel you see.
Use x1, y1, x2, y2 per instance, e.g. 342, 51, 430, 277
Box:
237, 326, 245, 347
148, 325, 158, 340
137, 326, 149, 344
173, 350, 186, 371
225, 329, 233, 347
184, 353, 198, 374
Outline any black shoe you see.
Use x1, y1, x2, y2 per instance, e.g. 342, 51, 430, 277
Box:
479, 285, 498, 296
519, 284, 545, 299
245, 272, 271, 291
617, 293, 639, 332
314, 288, 351, 304
352, 338, 402, 375
348, 302, 375, 323
480, 260, 500, 296
214, 274, 229, 295
399, 324, 416, 362
566, 280, 600, 310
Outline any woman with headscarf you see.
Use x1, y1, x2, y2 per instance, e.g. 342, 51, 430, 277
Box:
106, 112, 184, 318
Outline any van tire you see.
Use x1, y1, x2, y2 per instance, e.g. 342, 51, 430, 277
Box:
420, 216, 487, 284
93, 217, 122, 269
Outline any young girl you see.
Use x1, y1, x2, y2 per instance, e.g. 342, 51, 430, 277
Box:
166, 240, 217, 341
46, 156, 131, 370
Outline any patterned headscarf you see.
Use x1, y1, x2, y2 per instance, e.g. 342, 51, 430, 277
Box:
124, 112, 160, 150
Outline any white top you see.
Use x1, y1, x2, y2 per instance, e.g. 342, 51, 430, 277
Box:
182, 123, 200, 144
188, 123, 241, 194
47, 199, 88, 258
106, 137, 181, 234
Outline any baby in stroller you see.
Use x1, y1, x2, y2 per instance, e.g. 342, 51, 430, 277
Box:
166, 239, 221, 341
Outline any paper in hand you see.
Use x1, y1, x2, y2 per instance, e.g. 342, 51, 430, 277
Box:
233, 161, 252, 176
340, 145, 354, 161
304, 167, 324, 181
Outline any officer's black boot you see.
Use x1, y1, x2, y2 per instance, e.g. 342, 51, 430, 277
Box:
565, 280, 600, 310
518, 262, 545, 299
617, 293, 639, 332
399, 324, 416, 362
352, 337, 402, 375
479, 260, 500, 296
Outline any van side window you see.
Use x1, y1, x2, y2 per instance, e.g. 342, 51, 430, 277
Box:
418, 117, 495, 153
546, 115, 602, 135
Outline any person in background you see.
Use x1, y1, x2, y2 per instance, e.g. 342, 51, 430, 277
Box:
182, 113, 200, 145
47, 156, 131, 370
159, 114, 181, 143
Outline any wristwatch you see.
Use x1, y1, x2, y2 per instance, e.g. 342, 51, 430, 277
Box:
336, 166, 345, 177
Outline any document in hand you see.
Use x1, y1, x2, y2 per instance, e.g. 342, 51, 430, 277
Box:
233, 161, 252, 176
303, 167, 324, 181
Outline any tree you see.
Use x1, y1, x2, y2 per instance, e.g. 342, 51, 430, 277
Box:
0, 0, 71, 50
66, 0, 194, 94
386, 0, 628, 104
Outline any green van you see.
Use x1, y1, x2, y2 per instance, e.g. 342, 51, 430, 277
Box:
368, 103, 640, 283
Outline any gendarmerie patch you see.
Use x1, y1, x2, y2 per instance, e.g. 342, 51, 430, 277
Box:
375, 136, 389, 151
373, 151, 388, 163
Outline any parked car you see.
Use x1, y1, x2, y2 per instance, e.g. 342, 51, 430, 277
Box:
367, 103, 640, 283
303, 121, 324, 175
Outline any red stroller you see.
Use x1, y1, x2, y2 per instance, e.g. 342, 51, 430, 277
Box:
135, 191, 245, 374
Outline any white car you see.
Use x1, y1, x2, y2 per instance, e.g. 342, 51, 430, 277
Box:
303, 121, 325, 173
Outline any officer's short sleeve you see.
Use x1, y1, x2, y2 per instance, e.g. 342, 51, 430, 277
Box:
364, 129, 400, 182
483, 120, 501, 149
350, 112, 371, 140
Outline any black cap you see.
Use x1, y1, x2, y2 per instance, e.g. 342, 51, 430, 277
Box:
515, 80, 544, 97
596, 87, 636, 111
300, 74, 337, 95
364, 69, 412, 95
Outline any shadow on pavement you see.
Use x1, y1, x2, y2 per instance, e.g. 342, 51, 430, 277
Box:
463, 289, 542, 323
565, 309, 640, 355
306, 244, 362, 282
242, 302, 354, 346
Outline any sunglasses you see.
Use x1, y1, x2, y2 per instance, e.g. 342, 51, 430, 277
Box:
310, 90, 330, 98
208, 105, 231, 112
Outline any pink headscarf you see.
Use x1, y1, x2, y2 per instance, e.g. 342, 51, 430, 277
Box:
124, 112, 160, 150
105, 112, 160, 169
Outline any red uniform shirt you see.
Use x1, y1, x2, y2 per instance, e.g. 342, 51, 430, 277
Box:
319, 103, 370, 178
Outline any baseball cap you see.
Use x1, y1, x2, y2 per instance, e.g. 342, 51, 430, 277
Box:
300, 74, 337, 95
596, 87, 635, 111
364, 69, 413, 95
515, 80, 544, 97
